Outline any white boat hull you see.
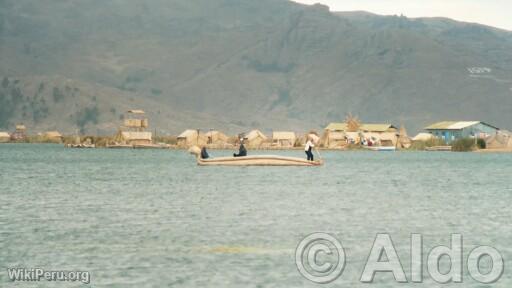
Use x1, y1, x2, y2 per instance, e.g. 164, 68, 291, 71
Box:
365, 146, 397, 151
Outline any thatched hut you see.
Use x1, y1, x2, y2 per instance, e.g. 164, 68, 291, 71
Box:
0, 132, 10, 143
486, 130, 512, 150
177, 129, 207, 148
44, 131, 63, 142
360, 124, 398, 146
324, 122, 397, 145
321, 130, 346, 148
243, 130, 267, 148
272, 131, 296, 148
412, 133, 434, 142
11, 124, 26, 141
205, 130, 228, 145
121, 131, 152, 145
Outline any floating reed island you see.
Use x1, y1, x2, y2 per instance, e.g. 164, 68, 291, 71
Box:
2, 113, 511, 152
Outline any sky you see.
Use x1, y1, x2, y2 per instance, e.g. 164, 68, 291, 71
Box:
292, 0, 512, 31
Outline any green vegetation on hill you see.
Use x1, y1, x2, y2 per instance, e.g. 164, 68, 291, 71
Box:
1, 0, 512, 133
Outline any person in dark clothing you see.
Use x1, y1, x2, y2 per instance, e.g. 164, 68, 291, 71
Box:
233, 139, 247, 157
305, 138, 314, 161
200, 147, 209, 159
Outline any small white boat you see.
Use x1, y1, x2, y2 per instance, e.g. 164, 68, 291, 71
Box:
364, 146, 397, 151
188, 146, 323, 166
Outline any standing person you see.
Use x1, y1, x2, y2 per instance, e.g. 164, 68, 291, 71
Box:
234, 138, 247, 157
305, 137, 314, 161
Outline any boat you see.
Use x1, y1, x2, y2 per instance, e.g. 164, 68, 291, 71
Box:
364, 146, 397, 151
66, 143, 95, 148
425, 146, 452, 151
188, 146, 323, 166
106, 143, 134, 149
133, 143, 171, 149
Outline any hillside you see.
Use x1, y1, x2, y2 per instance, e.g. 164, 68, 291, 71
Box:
1, 0, 511, 134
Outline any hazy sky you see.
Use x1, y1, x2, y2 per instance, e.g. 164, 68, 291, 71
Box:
293, 0, 512, 31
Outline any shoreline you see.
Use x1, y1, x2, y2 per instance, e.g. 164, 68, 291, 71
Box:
2, 142, 512, 153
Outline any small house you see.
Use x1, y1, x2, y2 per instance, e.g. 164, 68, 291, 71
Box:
360, 124, 398, 146
177, 129, 207, 148
321, 130, 347, 148
324, 122, 398, 145
0, 132, 10, 143
121, 131, 152, 145
44, 131, 63, 142
425, 121, 498, 144
324, 122, 361, 147
243, 130, 267, 148
272, 131, 296, 148
11, 124, 26, 141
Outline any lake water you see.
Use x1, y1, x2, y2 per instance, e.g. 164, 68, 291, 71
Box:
1, 144, 511, 287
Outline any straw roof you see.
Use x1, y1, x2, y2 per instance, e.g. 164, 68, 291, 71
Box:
178, 129, 199, 139
244, 130, 267, 141
325, 122, 396, 133
272, 131, 296, 140
360, 124, 397, 132
412, 133, 434, 141
44, 131, 63, 138
205, 130, 228, 144
205, 130, 227, 138
0, 132, 10, 138
325, 123, 348, 131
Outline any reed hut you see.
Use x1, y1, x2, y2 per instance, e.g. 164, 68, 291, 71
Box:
120, 131, 152, 145
412, 133, 434, 142
177, 129, 207, 148
324, 121, 397, 145
486, 130, 512, 150
205, 130, 228, 145
11, 124, 26, 141
243, 130, 267, 148
272, 131, 296, 148
321, 130, 346, 148
360, 124, 398, 146
44, 131, 63, 143
0, 132, 10, 143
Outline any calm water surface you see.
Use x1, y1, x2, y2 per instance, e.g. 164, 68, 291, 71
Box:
1, 144, 511, 287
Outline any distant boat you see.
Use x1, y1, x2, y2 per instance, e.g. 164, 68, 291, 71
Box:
425, 146, 452, 151
133, 143, 171, 149
188, 146, 323, 166
364, 146, 396, 151
106, 144, 133, 149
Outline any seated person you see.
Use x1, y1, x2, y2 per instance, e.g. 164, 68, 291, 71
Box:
233, 139, 247, 157
200, 147, 209, 159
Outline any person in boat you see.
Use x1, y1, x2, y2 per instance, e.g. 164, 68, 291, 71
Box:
200, 146, 209, 159
233, 138, 247, 157
305, 137, 315, 161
